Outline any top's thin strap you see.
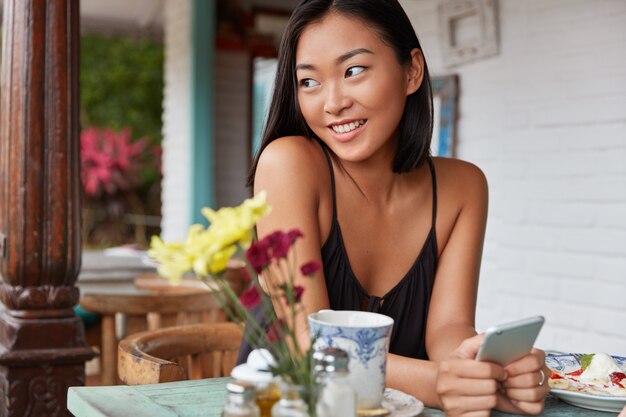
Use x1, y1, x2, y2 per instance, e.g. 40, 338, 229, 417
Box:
320, 144, 338, 221
427, 158, 437, 229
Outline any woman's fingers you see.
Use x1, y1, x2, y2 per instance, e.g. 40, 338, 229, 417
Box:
441, 358, 506, 381
504, 348, 545, 378
502, 386, 547, 403
503, 365, 551, 400
461, 412, 492, 417
441, 394, 498, 416
496, 393, 546, 416
492, 348, 549, 415
508, 399, 546, 416
437, 355, 503, 415
497, 355, 550, 415
502, 352, 551, 392
502, 365, 545, 388
438, 373, 500, 396
437, 334, 514, 417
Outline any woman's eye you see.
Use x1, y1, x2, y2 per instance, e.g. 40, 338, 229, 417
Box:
346, 66, 366, 78
299, 78, 320, 88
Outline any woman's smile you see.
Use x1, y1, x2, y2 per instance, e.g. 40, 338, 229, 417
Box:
328, 119, 368, 142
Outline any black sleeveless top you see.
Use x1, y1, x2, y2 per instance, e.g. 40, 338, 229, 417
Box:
320, 148, 439, 359
236, 148, 439, 364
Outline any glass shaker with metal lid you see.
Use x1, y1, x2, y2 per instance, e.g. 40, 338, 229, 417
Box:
222, 380, 260, 417
313, 348, 356, 417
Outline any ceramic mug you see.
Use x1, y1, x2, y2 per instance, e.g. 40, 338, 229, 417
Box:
308, 310, 394, 409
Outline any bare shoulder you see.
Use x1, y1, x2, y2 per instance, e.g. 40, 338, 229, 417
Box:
431, 157, 488, 209
255, 136, 328, 192
254, 136, 333, 244
257, 136, 325, 172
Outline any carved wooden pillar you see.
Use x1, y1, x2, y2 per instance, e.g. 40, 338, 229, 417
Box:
0, 1, 95, 416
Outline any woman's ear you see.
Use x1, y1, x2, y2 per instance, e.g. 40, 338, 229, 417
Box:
406, 48, 424, 95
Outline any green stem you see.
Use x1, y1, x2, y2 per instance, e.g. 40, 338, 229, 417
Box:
221, 277, 269, 347
272, 258, 301, 353
201, 278, 238, 322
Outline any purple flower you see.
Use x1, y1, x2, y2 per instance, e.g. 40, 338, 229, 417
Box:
300, 260, 321, 277
267, 318, 286, 343
278, 284, 305, 305
240, 268, 252, 283
287, 229, 303, 245
265, 231, 292, 259
293, 285, 305, 303
239, 286, 261, 310
246, 240, 270, 273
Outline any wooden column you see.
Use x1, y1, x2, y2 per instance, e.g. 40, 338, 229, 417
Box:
0, 1, 95, 416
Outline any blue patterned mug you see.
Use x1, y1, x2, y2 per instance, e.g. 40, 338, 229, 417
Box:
308, 310, 394, 409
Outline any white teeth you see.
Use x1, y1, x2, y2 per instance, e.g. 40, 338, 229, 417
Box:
332, 120, 365, 134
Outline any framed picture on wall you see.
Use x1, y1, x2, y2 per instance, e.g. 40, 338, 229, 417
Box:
430, 74, 459, 158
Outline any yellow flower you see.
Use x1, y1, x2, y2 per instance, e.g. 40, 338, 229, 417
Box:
208, 244, 237, 275
149, 191, 270, 284
204, 206, 246, 249
240, 190, 271, 228
157, 262, 187, 284
148, 236, 192, 283
200, 192, 271, 250
148, 236, 183, 265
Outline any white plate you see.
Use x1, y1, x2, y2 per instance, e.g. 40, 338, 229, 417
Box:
381, 388, 424, 417
546, 353, 626, 413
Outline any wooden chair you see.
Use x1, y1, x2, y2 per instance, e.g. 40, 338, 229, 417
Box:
80, 268, 246, 385
118, 322, 244, 385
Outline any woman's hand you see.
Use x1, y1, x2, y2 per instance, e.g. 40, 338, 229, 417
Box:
436, 334, 506, 417
497, 348, 550, 415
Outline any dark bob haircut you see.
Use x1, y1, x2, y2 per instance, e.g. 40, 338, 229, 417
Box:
247, 0, 433, 187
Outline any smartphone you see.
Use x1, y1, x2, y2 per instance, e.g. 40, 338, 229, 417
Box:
475, 316, 545, 366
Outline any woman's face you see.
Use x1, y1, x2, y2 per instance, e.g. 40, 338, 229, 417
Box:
295, 12, 420, 165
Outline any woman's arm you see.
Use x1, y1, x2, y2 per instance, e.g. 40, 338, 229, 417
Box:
253, 137, 332, 350
386, 159, 492, 411
425, 159, 489, 360
417, 159, 548, 415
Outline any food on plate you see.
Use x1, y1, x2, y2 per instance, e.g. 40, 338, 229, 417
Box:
548, 353, 626, 396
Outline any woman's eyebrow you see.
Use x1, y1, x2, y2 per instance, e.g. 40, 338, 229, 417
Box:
295, 48, 374, 72
336, 48, 373, 64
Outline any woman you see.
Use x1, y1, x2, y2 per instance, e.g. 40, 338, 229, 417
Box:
247, 0, 550, 415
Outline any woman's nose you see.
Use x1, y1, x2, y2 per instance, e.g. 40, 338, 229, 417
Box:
323, 83, 352, 115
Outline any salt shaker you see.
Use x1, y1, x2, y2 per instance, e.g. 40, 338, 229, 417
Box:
271, 382, 310, 417
231, 349, 281, 417
314, 348, 356, 417
222, 380, 260, 417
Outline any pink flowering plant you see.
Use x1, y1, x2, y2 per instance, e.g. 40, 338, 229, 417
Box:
80, 126, 162, 246
81, 127, 153, 197
148, 192, 321, 389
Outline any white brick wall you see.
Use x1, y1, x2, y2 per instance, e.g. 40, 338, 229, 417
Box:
400, 0, 626, 354
161, 0, 192, 240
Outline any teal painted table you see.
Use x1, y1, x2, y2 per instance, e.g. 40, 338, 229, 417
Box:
67, 377, 617, 417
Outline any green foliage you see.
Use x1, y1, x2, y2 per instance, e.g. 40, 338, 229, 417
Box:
80, 34, 164, 144
80, 34, 164, 247
581, 353, 594, 370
